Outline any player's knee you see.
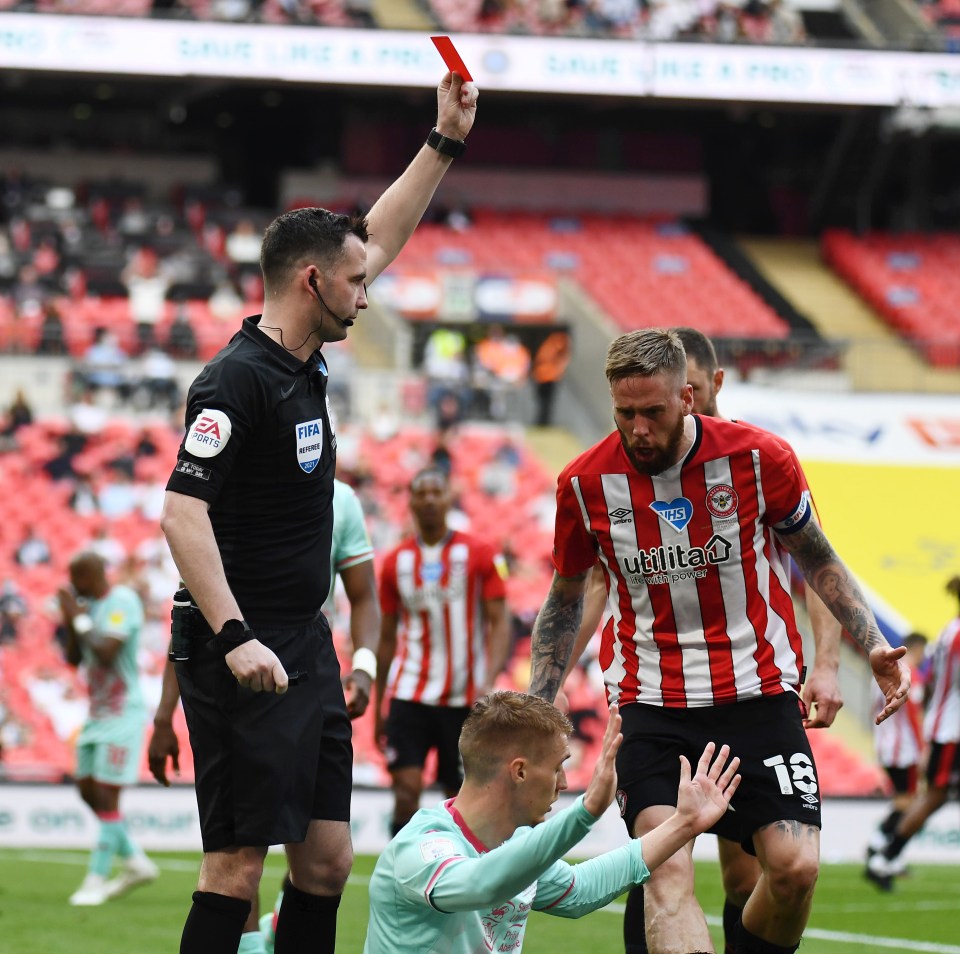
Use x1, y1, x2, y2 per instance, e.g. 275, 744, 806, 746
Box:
721, 861, 760, 905
299, 847, 353, 895
764, 851, 819, 906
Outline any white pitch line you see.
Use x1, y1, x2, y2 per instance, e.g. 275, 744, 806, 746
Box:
601, 903, 960, 953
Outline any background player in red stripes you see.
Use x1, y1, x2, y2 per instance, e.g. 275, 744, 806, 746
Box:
375, 467, 512, 837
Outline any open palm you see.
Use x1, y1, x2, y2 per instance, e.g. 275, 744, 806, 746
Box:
676, 742, 741, 835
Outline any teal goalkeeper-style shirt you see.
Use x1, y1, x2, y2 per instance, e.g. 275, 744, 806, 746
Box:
364, 795, 650, 954
81, 584, 146, 721
324, 478, 374, 611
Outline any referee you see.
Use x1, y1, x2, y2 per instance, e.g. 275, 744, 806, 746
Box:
161, 71, 478, 954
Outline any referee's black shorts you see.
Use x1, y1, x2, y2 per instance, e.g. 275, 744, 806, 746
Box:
385, 698, 469, 793
615, 693, 821, 855
176, 615, 352, 852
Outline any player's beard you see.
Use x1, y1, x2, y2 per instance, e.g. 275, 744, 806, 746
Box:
619, 413, 687, 476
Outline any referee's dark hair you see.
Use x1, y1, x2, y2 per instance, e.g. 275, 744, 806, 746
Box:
260, 207, 369, 292
673, 326, 719, 374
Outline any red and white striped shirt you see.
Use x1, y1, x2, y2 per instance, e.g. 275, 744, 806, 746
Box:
874, 666, 925, 768
380, 530, 507, 707
923, 618, 960, 745
553, 416, 812, 708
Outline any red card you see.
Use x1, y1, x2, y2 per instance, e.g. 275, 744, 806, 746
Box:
431, 35, 473, 82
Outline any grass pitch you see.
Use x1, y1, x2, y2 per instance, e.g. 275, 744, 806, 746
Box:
1, 848, 958, 953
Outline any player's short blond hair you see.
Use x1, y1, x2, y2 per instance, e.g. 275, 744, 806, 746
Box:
459, 691, 572, 784
605, 328, 687, 387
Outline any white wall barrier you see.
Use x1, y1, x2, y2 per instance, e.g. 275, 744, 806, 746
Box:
0, 784, 956, 864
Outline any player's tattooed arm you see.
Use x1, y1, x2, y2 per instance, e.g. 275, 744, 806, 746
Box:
779, 520, 910, 723
778, 520, 883, 654
528, 570, 589, 703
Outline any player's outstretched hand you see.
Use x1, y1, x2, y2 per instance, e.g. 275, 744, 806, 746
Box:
436, 71, 478, 142
583, 704, 622, 818
147, 722, 180, 787
870, 644, 910, 724
675, 742, 741, 836
226, 639, 289, 694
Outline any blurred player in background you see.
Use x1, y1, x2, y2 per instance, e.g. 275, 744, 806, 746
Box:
560, 326, 845, 954
867, 576, 960, 890
530, 328, 909, 954
364, 691, 741, 954
58, 550, 158, 907
375, 467, 511, 836
864, 631, 928, 885
149, 476, 380, 954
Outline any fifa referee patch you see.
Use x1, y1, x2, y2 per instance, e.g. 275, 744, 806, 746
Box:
185, 408, 232, 458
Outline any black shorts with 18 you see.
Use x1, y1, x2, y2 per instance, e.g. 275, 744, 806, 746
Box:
615, 692, 821, 854
176, 615, 352, 852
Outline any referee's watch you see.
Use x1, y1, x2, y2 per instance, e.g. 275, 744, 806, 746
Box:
217, 619, 255, 649
425, 127, 466, 159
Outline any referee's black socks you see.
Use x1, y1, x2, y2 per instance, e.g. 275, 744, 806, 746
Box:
180, 890, 251, 954
274, 878, 341, 954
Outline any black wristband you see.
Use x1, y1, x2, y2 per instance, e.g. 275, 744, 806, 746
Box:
426, 127, 466, 159
217, 618, 255, 649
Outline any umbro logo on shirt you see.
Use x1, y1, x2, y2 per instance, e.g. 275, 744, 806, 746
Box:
608, 507, 633, 525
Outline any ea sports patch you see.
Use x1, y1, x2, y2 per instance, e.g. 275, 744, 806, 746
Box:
705, 484, 739, 519
419, 836, 460, 862
649, 497, 693, 533
185, 409, 232, 458
295, 418, 324, 474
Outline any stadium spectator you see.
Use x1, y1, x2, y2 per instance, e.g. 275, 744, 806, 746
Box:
98, 468, 141, 520
12, 263, 49, 319
160, 71, 478, 954
363, 691, 741, 953
528, 328, 910, 954
422, 326, 470, 428
77, 327, 131, 403
473, 323, 531, 421
0, 578, 27, 645
57, 551, 157, 906
137, 345, 181, 411
530, 329, 572, 427
558, 325, 847, 954
122, 246, 170, 354
36, 300, 67, 356
867, 576, 960, 891
0, 387, 34, 449
69, 474, 100, 516
225, 217, 263, 267
167, 302, 200, 358
14, 525, 52, 568
375, 467, 512, 837
866, 631, 928, 882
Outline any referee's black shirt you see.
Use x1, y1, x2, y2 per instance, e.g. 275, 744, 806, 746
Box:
166, 316, 336, 626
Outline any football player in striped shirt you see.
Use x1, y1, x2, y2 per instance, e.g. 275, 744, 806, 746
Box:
375, 467, 512, 838
530, 328, 910, 954
867, 576, 960, 890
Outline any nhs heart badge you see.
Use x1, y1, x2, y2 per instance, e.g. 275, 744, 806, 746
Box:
649, 497, 693, 533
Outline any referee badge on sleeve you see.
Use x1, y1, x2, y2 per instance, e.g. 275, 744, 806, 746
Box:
185, 409, 232, 458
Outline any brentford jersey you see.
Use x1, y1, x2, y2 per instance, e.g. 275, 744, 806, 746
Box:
380, 530, 507, 707
874, 667, 925, 768
923, 618, 960, 744
553, 416, 812, 708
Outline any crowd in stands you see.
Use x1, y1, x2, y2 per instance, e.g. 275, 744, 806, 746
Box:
0, 0, 814, 45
